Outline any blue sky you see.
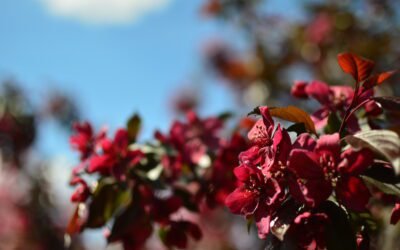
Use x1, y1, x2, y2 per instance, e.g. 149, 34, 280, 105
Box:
0, 0, 300, 156
0, 0, 228, 154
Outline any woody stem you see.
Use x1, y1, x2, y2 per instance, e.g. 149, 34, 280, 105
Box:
342, 98, 371, 126
338, 82, 361, 135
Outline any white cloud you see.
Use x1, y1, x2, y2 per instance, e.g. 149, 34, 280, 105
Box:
39, 0, 172, 25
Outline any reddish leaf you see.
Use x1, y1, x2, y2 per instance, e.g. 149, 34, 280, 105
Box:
201, 0, 222, 16
66, 204, 84, 235
337, 53, 375, 82
269, 106, 316, 134
363, 70, 397, 89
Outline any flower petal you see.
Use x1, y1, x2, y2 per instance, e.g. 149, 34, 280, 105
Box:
256, 215, 271, 239
225, 187, 259, 216
390, 203, 400, 225
288, 150, 332, 207
305, 81, 332, 105
339, 148, 373, 175
88, 154, 114, 173
293, 133, 316, 151
233, 166, 252, 182
248, 119, 272, 146
272, 125, 292, 166
315, 133, 341, 160
291, 81, 309, 99
336, 176, 370, 212
288, 149, 323, 179
259, 106, 274, 130
114, 129, 130, 150
239, 146, 262, 166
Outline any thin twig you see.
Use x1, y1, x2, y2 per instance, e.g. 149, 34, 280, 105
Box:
338, 82, 361, 135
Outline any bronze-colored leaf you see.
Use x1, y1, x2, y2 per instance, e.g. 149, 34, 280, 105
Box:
66, 204, 84, 235
337, 52, 375, 82
269, 106, 316, 134
363, 70, 397, 89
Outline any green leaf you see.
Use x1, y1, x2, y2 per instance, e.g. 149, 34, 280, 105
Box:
349, 212, 378, 232
363, 162, 400, 184
318, 201, 357, 250
345, 130, 400, 174
173, 187, 199, 212
85, 180, 131, 228
361, 175, 400, 197
287, 122, 307, 135
373, 96, 400, 111
158, 227, 168, 245
264, 233, 283, 250
126, 113, 141, 142
264, 232, 297, 250
107, 204, 152, 244
324, 112, 341, 134
246, 217, 253, 234
270, 199, 299, 241
217, 111, 233, 121
134, 152, 160, 172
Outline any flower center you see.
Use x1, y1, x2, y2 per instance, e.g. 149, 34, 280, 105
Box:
245, 176, 261, 192
254, 124, 272, 145
319, 154, 338, 187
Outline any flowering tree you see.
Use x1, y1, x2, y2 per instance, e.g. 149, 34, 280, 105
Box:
67, 53, 400, 249
199, 0, 400, 109
0, 81, 83, 249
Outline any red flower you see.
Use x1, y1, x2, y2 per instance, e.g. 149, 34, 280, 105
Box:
202, 132, 248, 208
293, 81, 356, 131
163, 221, 202, 249
160, 154, 184, 181
108, 211, 153, 250
150, 196, 183, 225
247, 106, 274, 146
265, 124, 292, 174
245, 106, 292, 174
390, 203, 400, 225
157, 111, 223, 180
70, 177, 90, 203
226, 106, 293, 239
170, 111, 222, 164
70, 121, 105, 160
291, 81, 381, 133
88, 129, 144, 180
288, 133, 373, 211
306, 13, 333, 44
291, 80, 308, 99
356, 228, 370, 250
287, 211, 329, 250
225, 165, 285, 239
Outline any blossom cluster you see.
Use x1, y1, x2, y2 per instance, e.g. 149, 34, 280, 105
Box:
226, 106, 372, 248
67, 111, 249, 249
225, 53, 400, 249
67, 53, 400, 250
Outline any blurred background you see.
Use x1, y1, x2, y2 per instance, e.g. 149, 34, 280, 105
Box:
0, 0, 399, 249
